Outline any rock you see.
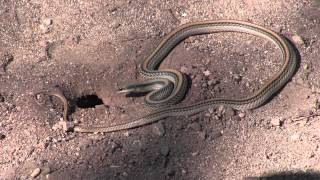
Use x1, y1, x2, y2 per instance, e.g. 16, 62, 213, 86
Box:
123, 131, 130, 137
59, 121, 74, 132
238, 112, 246, 118
188, 122, 201, 131
30, 168, 41, 178
43, 18, 52, 26
39, 24, 50, 34
181, 169, 187, 175
42, 166, 51, 176
0, 133, 5, 140
191, 152, 199, 156
0, 94, 4, 102
160, 145, 170, 156
180, 65, 190, 74
290, 134, 301, 142
152, 122, 165, 136
110, 141, 121, 153
292, 34, 305, 45
166, 168, 176, 177
224, 107, 235, 117
199, 131, 207, 140
303, 64, 309, 70
270, 117, 282, 126
233, 74, 242, 83
0, 53, 14, 72
109, 22, 121, 29
203, 70, 211, 76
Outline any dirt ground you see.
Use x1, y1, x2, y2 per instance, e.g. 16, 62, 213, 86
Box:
0, 0, 320, 179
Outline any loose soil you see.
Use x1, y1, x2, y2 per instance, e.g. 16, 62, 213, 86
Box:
0, 0, 320, 179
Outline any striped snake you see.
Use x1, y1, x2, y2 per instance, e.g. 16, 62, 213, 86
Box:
38, 20, 297, 133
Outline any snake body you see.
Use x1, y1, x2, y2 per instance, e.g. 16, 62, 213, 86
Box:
65, 20, 296, 133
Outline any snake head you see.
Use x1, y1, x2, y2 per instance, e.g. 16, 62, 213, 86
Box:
117, 87, 134, 94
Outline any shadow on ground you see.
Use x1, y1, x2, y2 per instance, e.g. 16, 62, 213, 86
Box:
246, 171, 320, 180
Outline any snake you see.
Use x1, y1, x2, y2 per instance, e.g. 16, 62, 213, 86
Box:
38, 20, 297, 133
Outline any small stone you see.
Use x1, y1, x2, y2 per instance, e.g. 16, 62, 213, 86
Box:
43, 18, 52, 26
0, 133, 5, 140
39, 24, 49, 34
42, 166, 51, 176
199, 131, 207, 140
95, 104, 107, 111
233, 74, 242, 82
160, 145, 170, 156
238, 112, 246, 118
191, 151, 199, 156
181, 169, 187, 175
110, 141, 121, 153
52, 123, 61, 131
180, 65, 190, 74
166, 169, 176, 177
201, 83, 208, 88
203, 70, 211, 76
59, 121, 74, 132
224, 107, 235, 117
188, 122, 201, 131
123, 131, 130, 137
314, 99, 320, 110
292, 34, 305, 45
303, 64, 309, 70
291, 134, 301, 142
39, 142, 49, 149
30, 168, 41, 178
270, 117, 282, 126
152, 122, 165, 136
109, 22, 121, 29
207, 79, 215, 86
0, 94, 4, 102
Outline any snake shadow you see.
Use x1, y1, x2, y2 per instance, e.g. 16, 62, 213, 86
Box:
245, 171, 320, 180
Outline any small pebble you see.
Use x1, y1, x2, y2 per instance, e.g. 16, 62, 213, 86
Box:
270, 117, 282, 126
152, 122, 165, 136
292, 34, 305, 45
166, 169, 176, 177
123, 131, 130, 137
191, 152, 199, 156
188, 122, 202, 131
0, 133, 5, 140
42, 166, 51, 176
224, 107, 235, 117
291, 134, 301, 142
42, 18, 52, 26
199, 131, 207, 140
110, 141, 121, 153
238, 112, 246, 118
160, 145, 170, 156
39, 24, 49, 34
233, 74, 242, 82
60, 121, 74, 132
30, 168, 41, 178
180, 65, 190, 74
0, 94, 4, 102
203, 70, 211, 76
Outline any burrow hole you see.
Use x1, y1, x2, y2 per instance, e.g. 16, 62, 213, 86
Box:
76, 94, 104, 108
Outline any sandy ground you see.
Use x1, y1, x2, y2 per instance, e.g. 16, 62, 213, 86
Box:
0, 0, 320, 179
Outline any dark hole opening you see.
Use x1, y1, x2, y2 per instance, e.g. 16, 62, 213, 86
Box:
76, 94, 104, 108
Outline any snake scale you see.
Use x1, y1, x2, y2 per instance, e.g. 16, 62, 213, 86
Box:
38, 20, 297, 133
